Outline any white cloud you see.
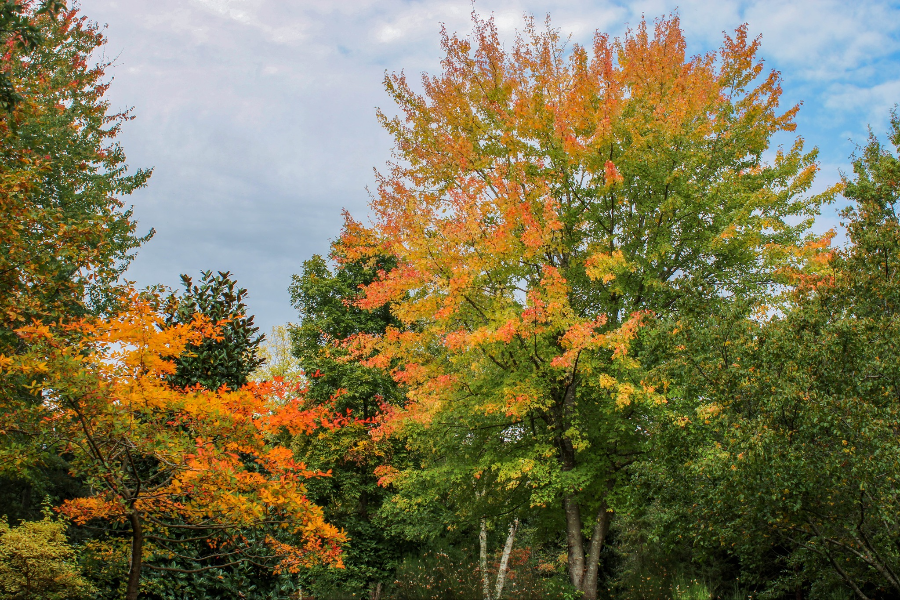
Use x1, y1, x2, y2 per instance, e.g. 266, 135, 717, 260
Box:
825, 79, 900, 129
191, 0, 261, 23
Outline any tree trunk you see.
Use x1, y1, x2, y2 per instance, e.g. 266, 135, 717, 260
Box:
494, 518, 519, 600
582, 503, 612, 600
126, 511, 143, 600
369, 581, 383, 600
480, 517, 490, 600
564, 496, 586, 591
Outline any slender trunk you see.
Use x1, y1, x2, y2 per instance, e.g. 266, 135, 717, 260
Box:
480, 517, 490, 600
582, 504, 612, 600
564, 496, 586, 590
369, 581, 383, 600
126, 511, 143, 600
494, 518, 519, 600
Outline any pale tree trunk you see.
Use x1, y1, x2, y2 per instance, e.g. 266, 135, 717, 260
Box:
564, 496, 586, 591
479, 517, 520, 600
493, 518, 519, 600
125, 511, 143, 600
565, 496, 612, 600
480, 517, 490, 600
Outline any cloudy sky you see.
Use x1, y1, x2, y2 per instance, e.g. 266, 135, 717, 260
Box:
77, 0, 900, 334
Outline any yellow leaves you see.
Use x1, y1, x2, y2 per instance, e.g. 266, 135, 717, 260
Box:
615, 382, 636, 408
585, 249, 632, 285
598, 374, 617, 389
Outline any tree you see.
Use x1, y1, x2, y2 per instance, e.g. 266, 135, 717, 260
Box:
0, 511, 92, 600
339, 14, 833, 599
0, 1, 152, 527
287, 250, 409, 598
164, 270, 264, 391
648, 114, 900, 599
251, 325, 302, 382
147, 272, 300, 600
0, 5, 152, 344
1, 294, 345, 600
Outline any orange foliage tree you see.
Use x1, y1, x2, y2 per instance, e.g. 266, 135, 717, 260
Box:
0, 295, 345, 600
340, 14, 835, 599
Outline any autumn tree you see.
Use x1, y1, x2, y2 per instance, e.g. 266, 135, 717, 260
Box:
1, 295, 345, 600
340, 14, 833, 599
647, 115, 900, 599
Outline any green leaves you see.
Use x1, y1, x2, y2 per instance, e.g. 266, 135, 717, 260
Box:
164, 270, 263, 392
643, 114, 900, 597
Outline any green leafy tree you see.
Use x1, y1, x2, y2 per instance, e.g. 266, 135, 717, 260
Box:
647, 114, 900, 599
164, 270, 264, 391
288, 250, 410, 598
0, 6, 153, 345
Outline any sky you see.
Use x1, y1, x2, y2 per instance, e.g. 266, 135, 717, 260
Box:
77, 0, 900, 334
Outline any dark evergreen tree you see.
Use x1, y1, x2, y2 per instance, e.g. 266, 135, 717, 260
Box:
164, 270, 264, 391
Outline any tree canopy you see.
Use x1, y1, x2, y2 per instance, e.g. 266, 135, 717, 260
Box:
338, 14, 834, 600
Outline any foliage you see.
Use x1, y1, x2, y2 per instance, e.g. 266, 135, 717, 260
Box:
646, 114, 900, 599
386, 544, 564, 600
0, 1, 64, 111
164, 270, 264, 391
339, 12, 832, 599
0, 293, 345, 600
251, 324, 303, 382
0, 5, 152, 345
0, 0, 151, 532
287, 251, 410, 597
0, 511, 92, 600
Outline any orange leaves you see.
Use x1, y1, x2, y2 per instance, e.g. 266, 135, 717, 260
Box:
10, 292, 347, 572
373, 464, 401, 487
549, 316, 609, 370
59, 497, 125, 526
603, 160, 623, 187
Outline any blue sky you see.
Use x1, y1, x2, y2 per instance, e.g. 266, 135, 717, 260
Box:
78, 0, 900, 334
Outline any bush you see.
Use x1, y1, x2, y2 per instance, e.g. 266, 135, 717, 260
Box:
0, 513, 92, 600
